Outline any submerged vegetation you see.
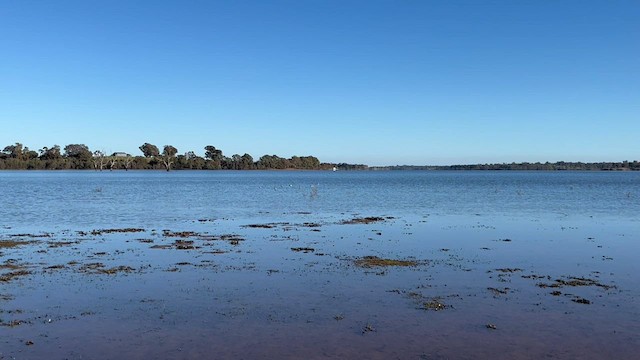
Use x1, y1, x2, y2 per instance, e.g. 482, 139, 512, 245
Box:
353, 256, 419, 268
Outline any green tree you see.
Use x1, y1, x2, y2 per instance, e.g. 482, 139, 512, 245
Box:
39, 145, 61, 160
240, 153, 254, 170
139, 143, 160, 157
3, 143, 24, 159
204, 145, 223, 169
64, 144, 92, 168
64, 144, 92, 159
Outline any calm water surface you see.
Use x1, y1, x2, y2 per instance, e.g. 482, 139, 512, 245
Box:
1, 171, 638, 359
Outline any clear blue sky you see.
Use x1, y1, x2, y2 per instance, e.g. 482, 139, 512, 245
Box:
1, 0, 638, 166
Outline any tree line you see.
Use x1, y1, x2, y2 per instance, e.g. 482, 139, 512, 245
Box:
372, 161, 640, 171
0, 142, 357, 171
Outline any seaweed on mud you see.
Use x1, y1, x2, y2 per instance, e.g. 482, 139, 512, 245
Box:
572, 297, 591, 305
78, 262, 134, 274
48, 241, 79, 248
90, 228, 145, 236
173, 240, 196, 250
354, 256, 419, 268
220, 234, 245, 245
421, 298, 449, 311
301, 222, 322, 228
151, 239, 198, 250
536, 276, 615, 290
149, 244, 172, 249
0, 262, 23, 271
341, 217, 386, 225
522, 274, 549, 280
291, 247, 315, 253
45, 264, 66, 270
97, 266, 135, 275
0, 319, 27, 328
487, 287, 510, 296
362, 323, 376, 334
203, 250, 227, 254
163, 230, 200, 238
0, 270, 32, 282
0, 240, 37, 248
495, 268, 523, 273
243, 223, 277, 229
79, 262, 105, 272
8, 233, 51, 238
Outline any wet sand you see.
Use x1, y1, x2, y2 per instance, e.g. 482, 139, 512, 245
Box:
1, 213, 638, 359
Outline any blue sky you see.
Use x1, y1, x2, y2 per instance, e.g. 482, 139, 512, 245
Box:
1, 0, 638, 166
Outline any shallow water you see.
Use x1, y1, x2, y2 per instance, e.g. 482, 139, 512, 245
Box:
1, 171, 639, 359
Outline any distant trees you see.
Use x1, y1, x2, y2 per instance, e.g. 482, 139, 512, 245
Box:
63, 144, 92, 169
64, 144, 92, 159
161, 145, 178, 171
39, 145, 61, 160
3, 143, 24, 159
139, 143, 160, 158
1, 140, 365, 171
204, 145, 224, 169
92, 150, 106, 171
375, 161, 640, 171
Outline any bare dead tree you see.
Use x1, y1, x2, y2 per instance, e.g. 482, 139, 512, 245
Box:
123, 156, 133, 171
108, 157, 118, 171
92, 150, 106, 171
161, 145, 177, 171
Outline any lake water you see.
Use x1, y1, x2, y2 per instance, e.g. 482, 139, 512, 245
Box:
1, 171, 639, 359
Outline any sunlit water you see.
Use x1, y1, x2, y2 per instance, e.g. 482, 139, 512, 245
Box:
1, 171, 639, 359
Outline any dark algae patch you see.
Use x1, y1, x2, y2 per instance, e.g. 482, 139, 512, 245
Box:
291, 247, 315, 253
0, 240, 37, 248
243, 223, 277, 229
421, 298, 449, 311
354, 256, 419, 268
341, 217, 387, 225
536, 276, 615, 290
0, 270, 31, 282
572, 297, 591, 305
89, 228, 145, 236
97, 266, 135, 275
